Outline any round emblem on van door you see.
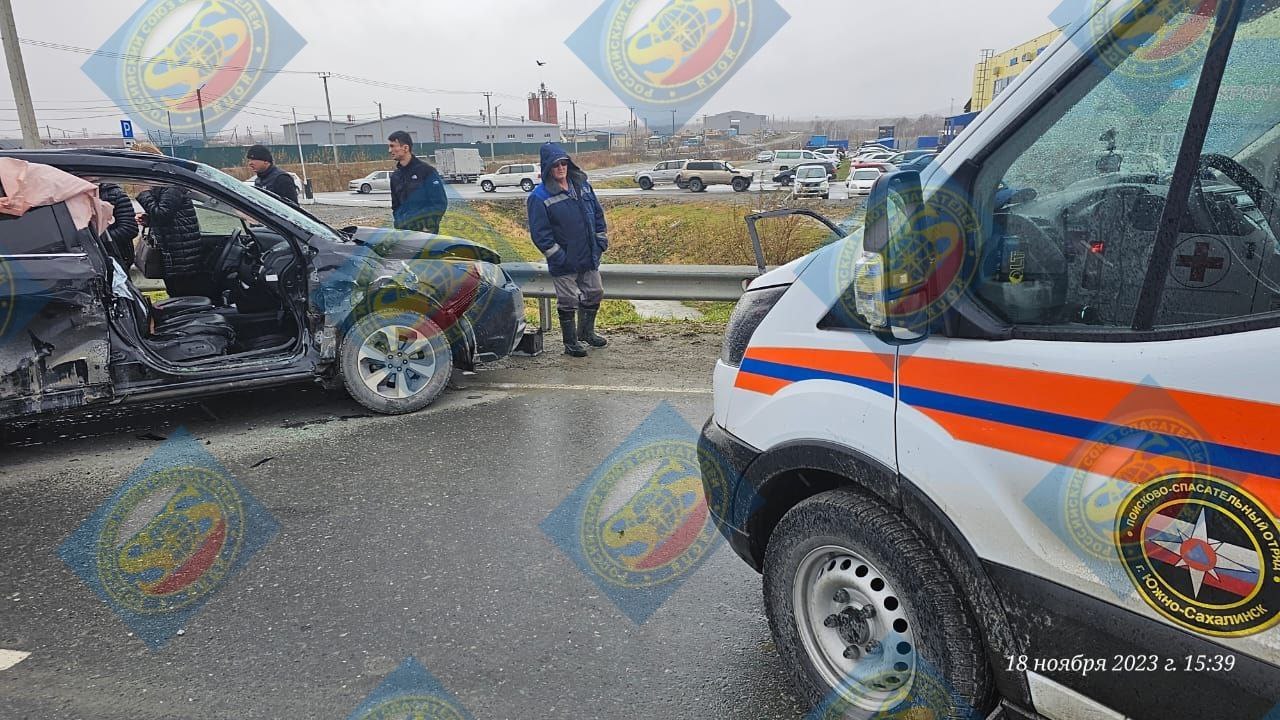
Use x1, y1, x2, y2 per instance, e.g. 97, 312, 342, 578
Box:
1064, 413, 1210, 563
96, 466, 246, 614
1116, 474, 1280, 637
580, 439, 725, 588
606, 0, 753, 105
1091, 0, 1229, 80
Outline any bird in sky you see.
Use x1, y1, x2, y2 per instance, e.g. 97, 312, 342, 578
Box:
536, 60, 547, 66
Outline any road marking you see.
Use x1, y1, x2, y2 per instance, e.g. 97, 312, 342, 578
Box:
0, 649, 30, 671
467, 382, 712, 395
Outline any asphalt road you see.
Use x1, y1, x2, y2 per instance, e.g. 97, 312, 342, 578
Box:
0, 330, 807, 720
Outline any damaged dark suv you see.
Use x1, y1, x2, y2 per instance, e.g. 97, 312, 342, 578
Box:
0, 149, 525, 420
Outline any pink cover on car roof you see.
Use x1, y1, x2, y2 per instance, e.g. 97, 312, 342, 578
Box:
0, 157, 114, 236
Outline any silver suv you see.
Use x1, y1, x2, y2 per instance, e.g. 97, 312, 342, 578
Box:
634, 160, 687, 190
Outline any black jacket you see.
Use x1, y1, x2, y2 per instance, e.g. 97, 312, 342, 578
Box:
390, 156, 448, 233
137, 186, 204, 276
253, 164, 299, 207
98, 183, 138, 265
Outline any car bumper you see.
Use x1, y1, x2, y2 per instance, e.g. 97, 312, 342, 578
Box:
698, 417, 763, 570
465, 268, 526, 362
794, 185, 828, 196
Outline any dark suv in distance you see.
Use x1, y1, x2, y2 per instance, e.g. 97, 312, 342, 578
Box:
0, 149, 525, 420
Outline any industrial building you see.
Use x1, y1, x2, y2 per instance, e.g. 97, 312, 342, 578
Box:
703, 110, 768, 135
970, 28, 1064, 111
283, 113, 562, 146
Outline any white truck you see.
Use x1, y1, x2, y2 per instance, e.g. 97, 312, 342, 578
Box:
432, 148, 484, 183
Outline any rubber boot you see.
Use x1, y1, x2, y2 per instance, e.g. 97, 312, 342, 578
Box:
578, 305, 608, 348
559, 309, 588, 357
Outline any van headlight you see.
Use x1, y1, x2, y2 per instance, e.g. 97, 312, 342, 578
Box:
721, 285, 788, 366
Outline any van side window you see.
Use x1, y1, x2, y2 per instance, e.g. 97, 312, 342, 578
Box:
0, 204, 72, 255
969, 1, 1219, 331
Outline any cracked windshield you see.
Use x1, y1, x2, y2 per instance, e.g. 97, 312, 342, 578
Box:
2, 1, 1280, 718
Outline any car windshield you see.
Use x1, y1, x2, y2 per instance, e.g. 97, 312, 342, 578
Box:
798, 167, 826, 178
852, 169, 881, 180
196, 163, 343, 243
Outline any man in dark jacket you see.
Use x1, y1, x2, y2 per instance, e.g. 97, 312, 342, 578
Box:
98, 183, 138, 265
526, 142, 609, 357
388, 130, 448, 233
136, 185, 206, 298
246, 145, 299, 207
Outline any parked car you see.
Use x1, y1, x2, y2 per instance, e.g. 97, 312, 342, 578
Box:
813, 147, 842, 164
772, 159, 839, 185
348, 170, 390, 194
756, 150, 776, 163
898, 153, 939, 173
790, 164, 830, 199
771, 149, 828, 173
0, 149, 525, 421
675, 160, 753, 192
887, 149, 937, 166
634, 159, 688, 190
479, 163, 540, 193
853, 149, 896, 162
845, 166, 884, 195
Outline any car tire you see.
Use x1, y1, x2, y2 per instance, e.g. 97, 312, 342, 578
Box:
481, 180, 496, 193
763, 489, 993, 719
520, 179, 535, 192
359, 183, 372, 194
638, 177, 654, 190
732, 178, 749, 192
688, 178, 705, 193
339, 309, 453, 415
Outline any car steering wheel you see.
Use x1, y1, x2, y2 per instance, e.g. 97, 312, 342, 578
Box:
1200, 153, 1280, 241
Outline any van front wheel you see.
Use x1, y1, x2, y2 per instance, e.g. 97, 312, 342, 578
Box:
763, 489, 993, 718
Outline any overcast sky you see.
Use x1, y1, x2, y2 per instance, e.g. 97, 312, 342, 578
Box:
0, 0, 1064, 138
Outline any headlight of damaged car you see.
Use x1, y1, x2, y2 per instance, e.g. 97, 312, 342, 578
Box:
472, 261, 509, 287
721, 285, 788, 367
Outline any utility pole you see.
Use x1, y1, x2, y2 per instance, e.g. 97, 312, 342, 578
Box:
318, 72, 339, 167
570, 100, 578, 154
483, 92, 494, 160
375, 101, 385, 144
291, 107, 309, 192
671, 110, 677, 139
167, 111, 175, 155
629, 106, 636, 155
0, 0, 40, 148
195, 84, 208, 142
492, 103, 501, 158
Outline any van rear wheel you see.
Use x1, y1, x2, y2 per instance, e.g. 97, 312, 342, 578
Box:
763, 489, 992, 718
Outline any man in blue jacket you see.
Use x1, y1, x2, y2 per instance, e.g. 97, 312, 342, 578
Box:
388, 130, 448, 233
527, 142, 609, 357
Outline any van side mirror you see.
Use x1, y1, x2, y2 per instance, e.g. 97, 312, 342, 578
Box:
856, 170, 929, 332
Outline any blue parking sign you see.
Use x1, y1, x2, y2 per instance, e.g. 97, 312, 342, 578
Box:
120, 120, 134, 139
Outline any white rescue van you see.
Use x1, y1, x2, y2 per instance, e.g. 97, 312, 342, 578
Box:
701, 1, 1280, 718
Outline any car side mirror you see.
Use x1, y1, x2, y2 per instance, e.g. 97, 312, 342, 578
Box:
857, 170, 929, 334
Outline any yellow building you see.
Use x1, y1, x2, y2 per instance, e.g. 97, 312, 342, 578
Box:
971, 28, 1064, 112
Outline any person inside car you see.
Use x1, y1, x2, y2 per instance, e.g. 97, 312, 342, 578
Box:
132, 142, 207, 299
98, 182, 138, 265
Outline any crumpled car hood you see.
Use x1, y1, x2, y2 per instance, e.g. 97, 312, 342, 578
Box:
346, 227, 502, 265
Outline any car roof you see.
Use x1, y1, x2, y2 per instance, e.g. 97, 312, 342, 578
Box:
0, 148, 200, 174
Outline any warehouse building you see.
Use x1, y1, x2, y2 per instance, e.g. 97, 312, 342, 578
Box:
283, 113, 562, 146
703, 110, 768, 135
970, 28, 1064, 112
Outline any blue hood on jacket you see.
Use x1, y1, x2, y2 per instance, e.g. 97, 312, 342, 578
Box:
538, 142, 586, 184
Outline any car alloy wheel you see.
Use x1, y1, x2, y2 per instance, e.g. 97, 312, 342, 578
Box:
639, 177, 654, 190
360, 183, 371, 194
689, 178, 705, 193
357, 324, 441, 401
520, 179, 535, 192
340, 310, 453, 415
481, 180, 495, 192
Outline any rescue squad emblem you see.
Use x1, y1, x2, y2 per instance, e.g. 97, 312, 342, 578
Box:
58, 429, 278, 647
347, 657, 475, 720
1117, 474, 1280, 637
568, 0, 789, 128
541, 402, 730, 623
83, 0, 304, 138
